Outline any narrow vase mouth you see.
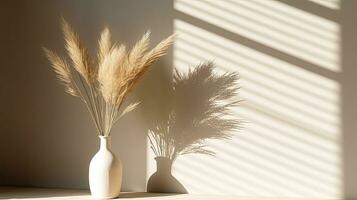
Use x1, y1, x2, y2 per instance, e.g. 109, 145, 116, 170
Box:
98, 135, 110, 139
155, 156, 172, 162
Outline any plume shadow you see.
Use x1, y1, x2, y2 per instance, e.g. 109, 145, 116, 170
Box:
144, 62, 241, 193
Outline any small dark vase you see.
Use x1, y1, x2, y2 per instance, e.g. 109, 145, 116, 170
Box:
147, 157, 187, 193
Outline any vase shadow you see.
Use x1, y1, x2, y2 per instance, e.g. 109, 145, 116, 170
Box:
140, 63, 240, 193
147, 157, 187, 193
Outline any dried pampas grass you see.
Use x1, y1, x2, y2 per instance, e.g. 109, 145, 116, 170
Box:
44, 18, 174, 136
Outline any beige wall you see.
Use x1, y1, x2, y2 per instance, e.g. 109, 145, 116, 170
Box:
0, 0, 356, 199
0, 0, 173, 191
169, 0, 357, 199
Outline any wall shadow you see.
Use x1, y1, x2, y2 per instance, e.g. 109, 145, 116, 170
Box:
172, 0, 345, 198
340, 0, 357, 199
174, 10, 339, 81
142, 62, 241, 193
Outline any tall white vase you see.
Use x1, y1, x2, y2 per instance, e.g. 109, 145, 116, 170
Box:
89, 136, 122, 199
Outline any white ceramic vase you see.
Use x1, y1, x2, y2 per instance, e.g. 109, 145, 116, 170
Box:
89, 136, 122, 199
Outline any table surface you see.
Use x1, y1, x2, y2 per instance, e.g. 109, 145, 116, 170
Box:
0, 187, 342, 200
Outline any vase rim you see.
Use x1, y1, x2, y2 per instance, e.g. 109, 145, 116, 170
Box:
98, 135, 110, 139
155, 156, 172, 160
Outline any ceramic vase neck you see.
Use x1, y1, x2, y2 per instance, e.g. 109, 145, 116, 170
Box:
99, 136, 111, 150
155, 157, 173, 174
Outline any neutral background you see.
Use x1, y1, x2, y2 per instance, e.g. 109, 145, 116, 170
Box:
0, 0, 173, 192
0, 0, 356, 199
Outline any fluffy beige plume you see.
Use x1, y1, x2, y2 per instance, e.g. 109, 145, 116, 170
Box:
98, 44, 126, 103
45, 19, 174, 137
122, 34, 175, 94
61, 18, 93, 83
98, 27, 112, 65
128, 31, 151, 68
142, 34, 175, 67
99, 33, 175, 107
43, 48, 78, 96
117, 102, 140, 120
